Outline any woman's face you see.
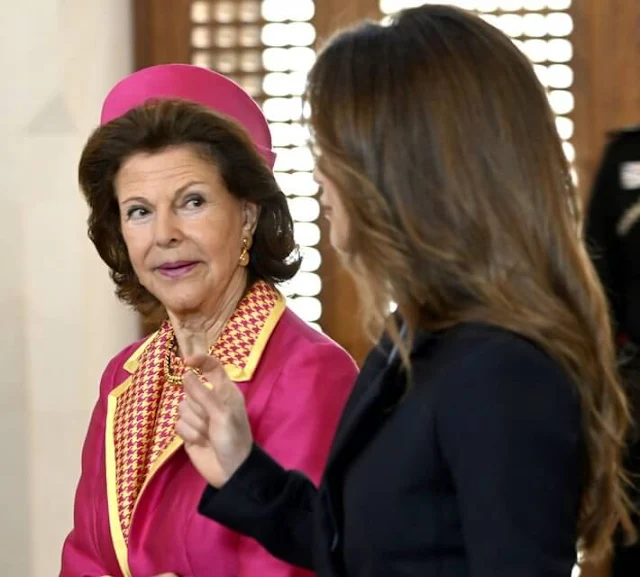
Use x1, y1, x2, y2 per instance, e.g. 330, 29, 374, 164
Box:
314, 167, 350, 252
115, 145, 257, 317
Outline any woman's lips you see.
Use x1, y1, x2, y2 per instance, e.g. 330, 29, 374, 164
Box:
157, 261, 199, 279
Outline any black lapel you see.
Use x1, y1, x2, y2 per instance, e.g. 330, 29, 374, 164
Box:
325, 327, 406, 472
325, 326, 434, 473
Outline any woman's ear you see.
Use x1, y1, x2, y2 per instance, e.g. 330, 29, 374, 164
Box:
243, 201, 260, 235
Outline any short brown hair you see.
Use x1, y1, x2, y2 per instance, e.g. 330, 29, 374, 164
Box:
307, 4, 633, 559
79, 99, 300, 316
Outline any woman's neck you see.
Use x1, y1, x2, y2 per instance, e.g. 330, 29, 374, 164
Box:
168, 271, 249, 358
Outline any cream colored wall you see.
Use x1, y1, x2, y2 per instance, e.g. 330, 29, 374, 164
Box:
0, 1, 138, 574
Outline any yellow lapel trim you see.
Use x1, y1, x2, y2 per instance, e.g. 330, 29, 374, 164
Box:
105, 333, 157, 577
105, 376, 134, 577
122, 332, 157, 374
222, 291, 285, 381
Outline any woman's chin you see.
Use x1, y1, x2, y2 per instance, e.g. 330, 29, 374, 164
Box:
159, 295, 206, 319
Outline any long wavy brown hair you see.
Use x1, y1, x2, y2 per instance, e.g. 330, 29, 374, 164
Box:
306, 3, 633, 560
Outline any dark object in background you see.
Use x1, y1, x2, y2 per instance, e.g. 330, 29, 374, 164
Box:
612, 358, 640, 576
586, 125, 640, 575
587, 126, 640, 346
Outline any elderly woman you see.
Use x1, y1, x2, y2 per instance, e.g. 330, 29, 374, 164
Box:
60, 64, 357, 577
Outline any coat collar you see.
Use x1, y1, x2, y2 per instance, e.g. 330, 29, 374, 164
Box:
326, 326, 434, 472
122, 280, 285, 382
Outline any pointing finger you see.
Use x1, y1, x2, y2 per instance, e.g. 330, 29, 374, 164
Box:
183, 370, 215, 406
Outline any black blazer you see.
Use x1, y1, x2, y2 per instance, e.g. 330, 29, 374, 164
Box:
199, 323, 585, 577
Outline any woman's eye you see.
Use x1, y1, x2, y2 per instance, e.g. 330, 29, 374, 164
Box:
184, 194, 205, 209
126, 206, 149, 220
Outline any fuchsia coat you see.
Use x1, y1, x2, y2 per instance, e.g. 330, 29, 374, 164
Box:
60, 290, 357, 577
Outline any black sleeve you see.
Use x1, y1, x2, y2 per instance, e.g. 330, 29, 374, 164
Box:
198, 443, 318, 569
585, 139, 624, 329
436, 335, 584, 577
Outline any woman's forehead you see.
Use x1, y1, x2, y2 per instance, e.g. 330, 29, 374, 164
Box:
115, 147, 224, 198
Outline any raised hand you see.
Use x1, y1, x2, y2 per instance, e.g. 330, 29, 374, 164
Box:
176, 354, 253, 488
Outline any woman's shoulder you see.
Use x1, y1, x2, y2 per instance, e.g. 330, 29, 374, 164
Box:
272, 307, 356, 363
98, 335, 153, 393
415, 322, 578, 406
111, 335, 152, 367
264, 308, 358, 380
421, 322, 564, 370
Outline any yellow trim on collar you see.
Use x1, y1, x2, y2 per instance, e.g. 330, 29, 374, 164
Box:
122, 333, 156, 374
223, 291, 285, 381
122, 284, 286, 381
105, 377, 133, 577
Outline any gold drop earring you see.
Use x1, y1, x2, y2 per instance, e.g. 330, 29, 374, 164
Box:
239, 237, 251, 266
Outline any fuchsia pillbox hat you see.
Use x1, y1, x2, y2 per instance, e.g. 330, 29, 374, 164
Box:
100, 63, 276, 168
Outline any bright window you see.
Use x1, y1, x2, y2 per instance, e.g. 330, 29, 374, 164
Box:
189, 1, 322, 329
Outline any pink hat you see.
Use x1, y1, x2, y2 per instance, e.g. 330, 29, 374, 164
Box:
100, 63, 275, 168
